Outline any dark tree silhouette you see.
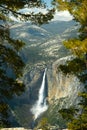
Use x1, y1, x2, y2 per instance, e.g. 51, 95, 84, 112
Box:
0, 0, 55, 127
57, 0, 87, 129
0, 0, 55, 25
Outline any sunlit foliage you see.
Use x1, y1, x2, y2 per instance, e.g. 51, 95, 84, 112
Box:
57, 0, 87, 129
36, 118, 49, 130
64, 38, 87, 57
58, 58, 86, 75
56, 0, 87, 55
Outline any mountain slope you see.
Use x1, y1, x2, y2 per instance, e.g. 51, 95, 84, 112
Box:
8, 20, 81, 128
10, 23, 52, 44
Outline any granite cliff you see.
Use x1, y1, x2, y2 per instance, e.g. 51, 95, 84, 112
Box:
7, 20, 83, 128
35, 55, 84, 128
47, 56, 83, 103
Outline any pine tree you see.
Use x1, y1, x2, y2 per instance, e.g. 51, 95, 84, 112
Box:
57, 0, 87, 129
56, 0, 87, 57
0, 0, 55, 25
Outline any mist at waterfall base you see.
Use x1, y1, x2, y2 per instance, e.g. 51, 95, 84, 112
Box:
31, 68, 48, 120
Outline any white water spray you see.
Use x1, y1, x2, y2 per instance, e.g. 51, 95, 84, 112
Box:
31, 68, 48, 120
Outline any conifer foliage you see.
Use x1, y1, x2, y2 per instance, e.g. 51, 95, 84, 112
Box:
57, 0, 87, 56
57, 0, 87, 129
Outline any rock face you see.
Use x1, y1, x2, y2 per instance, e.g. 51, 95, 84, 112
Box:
47, 56, 83, 104
44, 56, 84, 127
7, 20, 81, 128
8, 56, 84, 128
8, 63, 48, 128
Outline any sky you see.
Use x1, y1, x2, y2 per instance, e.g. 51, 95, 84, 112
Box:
9, 0, 73, 22
18, 8, 73, 21
41, 0, 53, 8
52, 10, 73, 21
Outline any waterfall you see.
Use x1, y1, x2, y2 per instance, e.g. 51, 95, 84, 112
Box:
31, 68, 48, 120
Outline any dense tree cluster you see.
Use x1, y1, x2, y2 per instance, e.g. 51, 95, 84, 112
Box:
0, 0, 55, 128
56, 0, 87, 55
0, 24, 25, 127
57, 0, 87, 129
0, 0, 55, 25
0, 0, 26, 128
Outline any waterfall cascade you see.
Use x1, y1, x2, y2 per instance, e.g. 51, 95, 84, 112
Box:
31, 68, 48, 120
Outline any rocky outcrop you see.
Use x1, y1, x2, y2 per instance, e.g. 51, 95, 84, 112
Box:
47, 55, 83, 105
8, 56, 84, 128
43, 55, 84, 127
7, 20, 80, 128
7, 63, 48, 128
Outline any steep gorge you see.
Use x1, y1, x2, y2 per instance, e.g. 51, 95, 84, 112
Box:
47, 56, 83, 103
44, 56, 84, 128
7, 20, 84, 128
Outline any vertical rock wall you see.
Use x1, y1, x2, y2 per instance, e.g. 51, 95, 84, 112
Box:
47, 56, 84, 106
